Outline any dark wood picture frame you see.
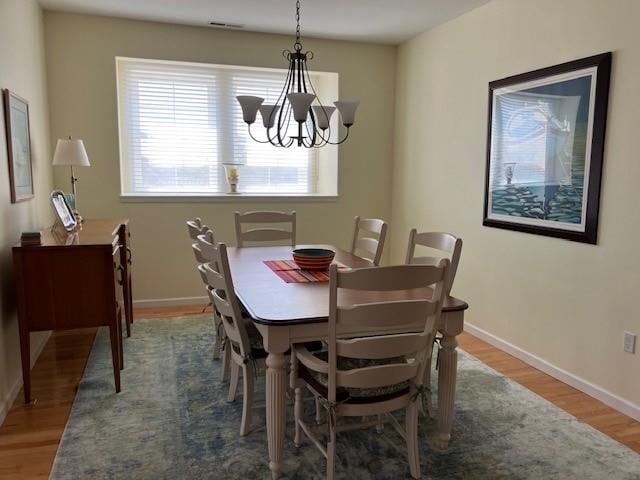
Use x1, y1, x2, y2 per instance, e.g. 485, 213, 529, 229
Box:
483, 53, 612, 244
3, 89, 34, 203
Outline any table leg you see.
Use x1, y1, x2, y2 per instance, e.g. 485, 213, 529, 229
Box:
435, 332, 458, 450
266, 351, 287, 479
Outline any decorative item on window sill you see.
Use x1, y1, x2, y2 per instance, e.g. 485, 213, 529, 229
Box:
222, 163, 243, 194
52, 137, 90, 223
236, 0, 359, 148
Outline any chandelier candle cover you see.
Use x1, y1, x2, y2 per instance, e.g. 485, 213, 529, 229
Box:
236, 0, 359, 148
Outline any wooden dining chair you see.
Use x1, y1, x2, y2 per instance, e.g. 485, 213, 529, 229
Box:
203, 239, 267, 436
186, 218, 221, 353
196, 231, 230, 380
234, 210, 296, 247
405, 229, 462, 416
291, 261, 449, 479
350, 216, 387, 265
405, 229, 462, 296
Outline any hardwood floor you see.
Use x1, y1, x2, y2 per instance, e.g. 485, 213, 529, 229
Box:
0, 306, 637, 479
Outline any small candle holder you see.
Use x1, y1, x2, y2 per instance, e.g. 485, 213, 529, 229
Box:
222, 163, 243, 194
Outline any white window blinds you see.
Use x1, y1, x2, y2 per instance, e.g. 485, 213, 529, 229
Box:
116, 57, 323, 195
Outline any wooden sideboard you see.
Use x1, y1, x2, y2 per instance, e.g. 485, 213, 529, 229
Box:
12, 219, 133, 403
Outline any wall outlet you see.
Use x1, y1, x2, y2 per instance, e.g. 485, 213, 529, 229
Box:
623, 332, 636, 354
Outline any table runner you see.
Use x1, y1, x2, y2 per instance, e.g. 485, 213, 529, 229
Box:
263, 259, 344, 283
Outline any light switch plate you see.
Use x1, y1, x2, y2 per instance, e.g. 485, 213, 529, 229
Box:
623, 332, 636, 354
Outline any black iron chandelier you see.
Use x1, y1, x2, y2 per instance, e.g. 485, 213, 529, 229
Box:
236, 0, 359, 148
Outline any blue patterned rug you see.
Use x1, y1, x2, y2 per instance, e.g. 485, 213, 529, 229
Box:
50, 315, 640, 479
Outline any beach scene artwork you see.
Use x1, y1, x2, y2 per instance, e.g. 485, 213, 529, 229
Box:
484, 54, 611, 244
487, 72, 593, 230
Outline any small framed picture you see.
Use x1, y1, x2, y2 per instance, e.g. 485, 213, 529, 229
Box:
483, 53, 612, 244
3, 89, 34, 203
50, 190, 78, 232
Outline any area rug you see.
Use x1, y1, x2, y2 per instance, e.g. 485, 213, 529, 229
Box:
50, 315, 640, 479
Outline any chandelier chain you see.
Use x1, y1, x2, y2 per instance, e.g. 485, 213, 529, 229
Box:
294, 0, 302, 51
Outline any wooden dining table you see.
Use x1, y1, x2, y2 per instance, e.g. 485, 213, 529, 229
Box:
227, 245, 469, 479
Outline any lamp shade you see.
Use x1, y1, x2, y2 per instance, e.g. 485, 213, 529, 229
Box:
312, 106, 336, 130
334, 100, 360, 127
259, 104, 280, 128
237, 95, 264, 124
53, 138, 90, 167
287, 93, 316, 122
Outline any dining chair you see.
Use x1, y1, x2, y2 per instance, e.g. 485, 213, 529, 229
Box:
196, 230, 230, 382
186, 218, 221, 351
350, 216, 387, 265
290, 261, 449, 479
405, 229, 462, 416
405, 229, 462, 296
234, 210, 296, 247
202, 239, 267, 436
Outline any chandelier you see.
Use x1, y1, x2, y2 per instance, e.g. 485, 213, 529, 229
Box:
236, 0, 359, 148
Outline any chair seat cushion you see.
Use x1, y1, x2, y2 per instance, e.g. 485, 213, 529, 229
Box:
298, 350, 411, 404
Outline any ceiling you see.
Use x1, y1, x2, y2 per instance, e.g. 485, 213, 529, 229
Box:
38, 0, 491, 44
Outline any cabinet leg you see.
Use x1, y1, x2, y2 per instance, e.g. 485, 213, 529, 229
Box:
123, 275, 132, 336
118, 308, 124, 370
19, 325, 31, 404
109, 321, 121, 393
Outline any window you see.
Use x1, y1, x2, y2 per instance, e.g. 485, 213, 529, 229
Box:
116, 57, 338, 197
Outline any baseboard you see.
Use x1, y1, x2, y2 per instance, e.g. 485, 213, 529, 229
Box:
0, 332, 51, 427
464, 322, 640, 422
132, 296, 209, 309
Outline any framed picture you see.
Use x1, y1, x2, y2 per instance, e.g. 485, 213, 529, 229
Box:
50, 190, 78, 232
3, 89, 34, 203
483, 53, 612, 244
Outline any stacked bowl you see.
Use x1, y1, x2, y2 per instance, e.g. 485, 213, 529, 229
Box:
292, 248, 335, 271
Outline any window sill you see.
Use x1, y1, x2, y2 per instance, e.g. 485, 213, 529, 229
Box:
119, 193, 339, 203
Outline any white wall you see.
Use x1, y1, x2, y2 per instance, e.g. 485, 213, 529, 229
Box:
43, 12, 397, 302
391, 0, 640, 409
0, 0, 54, 421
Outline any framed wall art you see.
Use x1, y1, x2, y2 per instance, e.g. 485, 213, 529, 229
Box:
3, 89, 34, 203
483, 53, 612, 244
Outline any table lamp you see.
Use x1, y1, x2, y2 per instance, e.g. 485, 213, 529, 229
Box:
52, 137, 90, 221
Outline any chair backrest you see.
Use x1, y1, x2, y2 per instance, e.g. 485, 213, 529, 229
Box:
234, 210, 296, 247
196, 230, 217, 284
405, 229, 462, 296
326, 261, 449, 404
186, 217, 205, 241
350, 216, 388, 266
200, 237, 252, 359
187, 217, 211, 264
